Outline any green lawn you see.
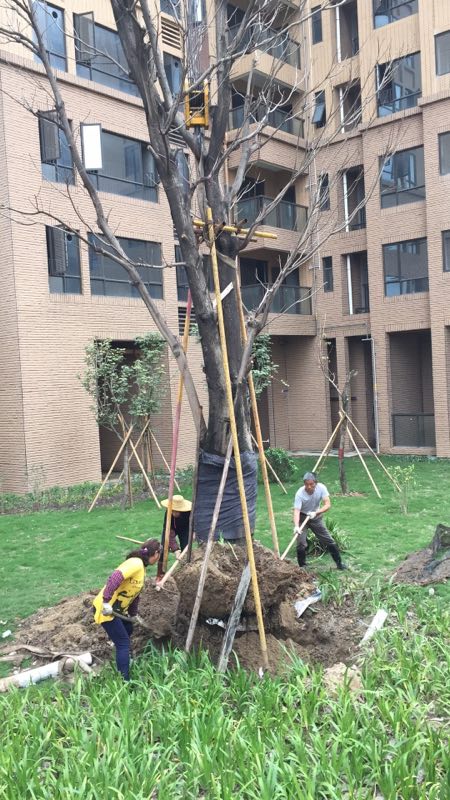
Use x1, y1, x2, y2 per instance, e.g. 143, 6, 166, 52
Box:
0, 457, 449, 799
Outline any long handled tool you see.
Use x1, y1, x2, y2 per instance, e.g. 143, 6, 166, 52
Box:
111, 609, 152, 631
280, 514, 311, 561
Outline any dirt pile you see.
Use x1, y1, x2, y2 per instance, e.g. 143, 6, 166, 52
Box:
393, 524, 450, 586
1, 543, 364, 675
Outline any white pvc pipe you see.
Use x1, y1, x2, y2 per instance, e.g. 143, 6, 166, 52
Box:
343, 170, 349, 232
0, 653, 92, 691
360, 610, 388, 643
346, 254, 353, 315
339, 86, 345, 132
335, 3, 342, 63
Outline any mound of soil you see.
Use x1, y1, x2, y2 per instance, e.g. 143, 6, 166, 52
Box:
393, 524, 450, 586
1, 543, 365, 675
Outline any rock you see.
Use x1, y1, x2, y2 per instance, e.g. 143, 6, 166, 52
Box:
323, 662, 363, 697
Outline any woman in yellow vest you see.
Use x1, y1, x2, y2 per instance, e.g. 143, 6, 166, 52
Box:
93, 539, 160, 681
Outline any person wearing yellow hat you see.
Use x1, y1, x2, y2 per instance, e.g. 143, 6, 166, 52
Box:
157, 494, 192, 579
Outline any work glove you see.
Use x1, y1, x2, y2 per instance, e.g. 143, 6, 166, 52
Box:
308, 511, 317, 519
102, 602, 113, 615
294, 525, 302, 535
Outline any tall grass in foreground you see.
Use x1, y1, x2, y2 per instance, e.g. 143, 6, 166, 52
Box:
1, 587, 449, 800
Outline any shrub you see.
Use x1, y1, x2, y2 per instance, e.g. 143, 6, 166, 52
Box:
387, 464, 416, 514
261, 447, 295, 483
306, 517, 349, 555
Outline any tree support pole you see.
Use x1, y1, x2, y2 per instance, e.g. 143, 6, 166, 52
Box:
344, 414, 401, 492
88, 425, 134, 513
235, 270, 279, 556
117, 419, 151, 483
150, 431, 181, 492
251, 434, 287, 494
162, 292, 192, 572
313, 416, 344, 474
347, 426, 382, 499
206, 207, 269, 671
126, 435, 161, 507
217, 564, 251, 672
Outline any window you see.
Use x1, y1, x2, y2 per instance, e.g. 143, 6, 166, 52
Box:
383, 238, 428, 296
343, 167, 366, 230
439, 132, 450, 175
442, 231, 450, 272
161, 0, 181, 18
38, 111, 74, 184
74, 14, 139, 96
373, 0, 417, 28
89, 235, 162, 298
380, 146, 425, 208
376, 53, 421, 116
87, 131, 157, 201
435, 31, 450, 77
33, 1, 66, 71
311, 6, 322, 44
312, 91, 326, 127
46, 227, 81, 294
164, 53, 182, 96
323, 256, 333, 292
318, 173, 330, 210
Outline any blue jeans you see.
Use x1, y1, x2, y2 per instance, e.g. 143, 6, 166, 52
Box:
102, 617, 133, 681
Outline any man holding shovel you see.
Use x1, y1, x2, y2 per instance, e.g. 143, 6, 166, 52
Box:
293, 472, 346, 570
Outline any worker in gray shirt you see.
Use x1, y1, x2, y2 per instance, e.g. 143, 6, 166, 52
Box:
293, 472, 346, 570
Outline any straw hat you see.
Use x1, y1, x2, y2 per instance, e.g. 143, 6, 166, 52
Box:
161, 494, 192, 512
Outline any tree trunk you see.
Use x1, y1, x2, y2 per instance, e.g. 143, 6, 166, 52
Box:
122, 442, 130, 509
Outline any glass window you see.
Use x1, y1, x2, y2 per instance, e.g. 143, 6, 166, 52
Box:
164, 53, 182, 95
33, 1, 66, 70
89, 235, 162, 298
312, 91, 326, 127
318, 173, 330, 210
39, 112, 74, 184
46, 227, 81, 294
311, 6, 322, 44
323, 256, 333, 292
435, 31, 450, 76
380, 146, 425, 208
74, 14, 139, 96
377, 53, 421, 116
442, 231, 450, 272
88, 131, 157, 201
439, 132, 450, 175
383, 238, 428, 296
373, 0, 417, 28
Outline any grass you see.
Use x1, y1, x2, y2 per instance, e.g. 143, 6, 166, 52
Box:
0, 455, 449, 798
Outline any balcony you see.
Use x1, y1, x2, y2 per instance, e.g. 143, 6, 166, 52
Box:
392, 413, 435, 447
228, 24, 300, 69
229, 105, 304, 138
241, 284, 312, 315
236, 195, 308, 232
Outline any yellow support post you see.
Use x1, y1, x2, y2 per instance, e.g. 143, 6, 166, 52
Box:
206, 206, 269, 671
193, 218, 277, 240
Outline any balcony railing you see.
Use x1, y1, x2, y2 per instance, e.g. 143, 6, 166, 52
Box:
241, 283, 312, 315
228, 23, 300, 68
229, 105, 304, 137
392, 413, 435, 447
236, 195, 308, 232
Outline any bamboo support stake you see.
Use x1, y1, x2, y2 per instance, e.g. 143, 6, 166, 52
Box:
117, 419, 151, 483
116, 535, 145, 545
312, 416, 344, 474
235, 271, 279, 556
344, 414, 401, 492
193, 218, 277, 240
205, 206, 269, 671
88, 425, 134, 512
150, 431, 181, 492
162, 292, 192, 572
280, 514, 311, 561
127, 435, 161, 507
347, 426, 382, 499
251, 434, 288, 494
155, 546, 188, 590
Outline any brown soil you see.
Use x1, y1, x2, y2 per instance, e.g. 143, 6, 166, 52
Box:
1, 543, 365, 675
393, 546, 450, 586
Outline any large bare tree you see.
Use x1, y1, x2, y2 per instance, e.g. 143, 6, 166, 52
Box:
0, 0, 386, 530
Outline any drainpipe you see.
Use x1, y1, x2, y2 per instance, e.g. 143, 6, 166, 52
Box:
346, 254, 353, 315
363, 335, 380, 454
335, 3, 342, 63
339, 86, 345, 133
343, 169, 349, 232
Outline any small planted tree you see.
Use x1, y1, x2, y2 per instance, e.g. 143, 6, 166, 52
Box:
128, 333, 167, 483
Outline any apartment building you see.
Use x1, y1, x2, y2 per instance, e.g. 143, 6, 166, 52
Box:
0, 0, 449, 494
309, 0, 450, 458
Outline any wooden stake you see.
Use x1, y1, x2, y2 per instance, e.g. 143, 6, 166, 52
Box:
116, 419, 151, 484
217, 564, 251, 672
150, 431, 181, 492
347, 426, 382, 499
116, 535, 145, 545
205, 206, 269, 671
251, 434, 287, 494
127, 436, 161, 507
235, 270, 279, 556
280, 514, 311, 561
344, 414, 401, 492
155, 545, 188, 590
313, 415, 344, 474
88, 425, 134, 513
162, 292, 192, 572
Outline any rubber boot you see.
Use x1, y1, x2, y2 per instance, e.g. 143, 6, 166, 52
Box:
328, 544, 347, 570
296, 545, 307, 568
